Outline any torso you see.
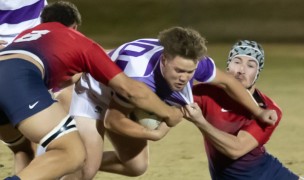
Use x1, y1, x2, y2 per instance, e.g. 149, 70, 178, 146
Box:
192, 83, 283, 179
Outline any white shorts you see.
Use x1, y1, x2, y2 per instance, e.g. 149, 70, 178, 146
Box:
69, 73, 112, 121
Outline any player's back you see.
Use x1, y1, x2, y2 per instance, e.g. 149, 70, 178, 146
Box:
1, 22, 119, 91
109, 38, 163, 78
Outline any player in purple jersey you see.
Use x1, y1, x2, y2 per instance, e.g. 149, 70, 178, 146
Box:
64, 27, 278, 179
184, 40, 303, 180
0, 0, 47, 48
0, 2, 184, 180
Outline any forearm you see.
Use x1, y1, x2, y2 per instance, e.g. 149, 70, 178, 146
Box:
105, 115, 161, 141
222, 77, 261, 117
194, 120, 247, 159
109, 73, 181, 126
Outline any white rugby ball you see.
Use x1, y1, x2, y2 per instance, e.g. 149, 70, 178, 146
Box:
131, 109, 162, 130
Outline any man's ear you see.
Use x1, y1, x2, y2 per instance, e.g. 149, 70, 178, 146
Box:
161, 54, 168, 66
69, 23, 78, 30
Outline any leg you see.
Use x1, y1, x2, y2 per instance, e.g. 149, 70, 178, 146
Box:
100, 129, 149, 177
0, 124, 34, 174
36, 85, 75, 157
61, 116, 104, 180
15, 103, 86, 179
0, 60, 85, 179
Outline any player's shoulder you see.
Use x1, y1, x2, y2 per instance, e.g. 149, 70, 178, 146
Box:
132, 38, 159, 44
109, 38, 163, 60
256, 89, 282, 115
192, 83, 223, 96
121, 38, 161, 48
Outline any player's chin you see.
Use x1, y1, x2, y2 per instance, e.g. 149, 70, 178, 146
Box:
172, 84, 185, 91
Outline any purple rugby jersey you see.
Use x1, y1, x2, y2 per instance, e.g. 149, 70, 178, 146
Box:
109, 38, 216, 107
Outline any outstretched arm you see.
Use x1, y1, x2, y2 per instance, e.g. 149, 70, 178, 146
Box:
108, 73, 183, 127
209, 68, 277, 125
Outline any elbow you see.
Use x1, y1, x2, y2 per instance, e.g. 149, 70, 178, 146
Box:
225, 149, 245, 160
165, 120, 176, 127
103, 116, 115, 131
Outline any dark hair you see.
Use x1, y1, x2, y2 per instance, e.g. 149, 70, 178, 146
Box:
158, 27, 207, 61
41, 1, 81, 27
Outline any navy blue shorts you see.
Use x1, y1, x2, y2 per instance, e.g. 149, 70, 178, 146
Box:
0, 59, 55, 126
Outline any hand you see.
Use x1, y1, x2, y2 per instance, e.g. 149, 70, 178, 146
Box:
183, 103, 207, 125
149, 122, 170, 141
256, 109, 278, 125
163, 106, 184, 127
0, 40, 8, 50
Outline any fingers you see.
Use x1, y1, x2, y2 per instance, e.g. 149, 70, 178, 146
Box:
268, 109, 278, 125
183, 103, 201, 119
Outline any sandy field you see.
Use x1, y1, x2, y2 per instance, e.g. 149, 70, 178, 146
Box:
1, 44, 303, 179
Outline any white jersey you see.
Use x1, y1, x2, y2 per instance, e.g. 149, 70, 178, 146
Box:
70, 38, 216, 120
0, 0, 47, 44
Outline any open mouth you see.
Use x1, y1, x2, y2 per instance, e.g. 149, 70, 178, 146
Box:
175, 83, 185, 89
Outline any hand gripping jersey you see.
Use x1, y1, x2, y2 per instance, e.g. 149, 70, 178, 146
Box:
0, 0, 47, 44
0, 22, 122, 91
69, 38, 216, 119
193, 84, 298, 180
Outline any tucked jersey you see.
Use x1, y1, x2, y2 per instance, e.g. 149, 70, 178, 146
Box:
109, 38, 216, 107
193, 84, 298, 180
0, 0, 46, 44
0, 22, 122, 91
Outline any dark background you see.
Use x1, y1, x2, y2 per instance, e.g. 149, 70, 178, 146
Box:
50, 0, 304, 47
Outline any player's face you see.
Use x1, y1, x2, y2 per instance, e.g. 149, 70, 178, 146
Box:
227, 56, 259, 89
161, 55, 198, 91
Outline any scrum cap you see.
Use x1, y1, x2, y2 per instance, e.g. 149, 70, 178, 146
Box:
227, 40, 265, 72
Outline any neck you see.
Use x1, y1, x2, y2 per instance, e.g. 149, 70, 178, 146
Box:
247, 84, 256, 94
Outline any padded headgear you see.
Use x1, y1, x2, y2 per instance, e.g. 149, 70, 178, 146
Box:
227, 40, 265, 73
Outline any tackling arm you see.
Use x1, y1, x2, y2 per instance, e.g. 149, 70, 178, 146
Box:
209, 68, 277, 125
108, 73, 183, 127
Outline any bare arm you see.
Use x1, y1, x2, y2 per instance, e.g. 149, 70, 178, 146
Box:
108, 73, 183, 127
184, 103, 258, 159
209, 68, 277, 125
104, 100, 170, 141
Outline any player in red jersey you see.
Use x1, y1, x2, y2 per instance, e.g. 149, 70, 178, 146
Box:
0, 0, 48, 175
0, 2, 183, 180
184, 40, 302, 180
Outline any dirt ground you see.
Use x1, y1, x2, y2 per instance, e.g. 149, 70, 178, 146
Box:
1, 44, 304, 179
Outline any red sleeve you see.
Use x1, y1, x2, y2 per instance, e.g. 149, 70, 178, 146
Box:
81, 42, 122, 85
242, 100, 282, 145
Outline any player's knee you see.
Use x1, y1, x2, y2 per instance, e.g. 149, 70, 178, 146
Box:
3, 135, 35, 162
125, 161, 148, 177
80, 167, 99, 180
67, 146, 86, 172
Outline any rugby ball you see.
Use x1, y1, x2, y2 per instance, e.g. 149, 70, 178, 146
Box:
131, 109, 162, 130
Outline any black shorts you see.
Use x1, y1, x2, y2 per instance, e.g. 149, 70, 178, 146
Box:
0, 59, 55, 126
